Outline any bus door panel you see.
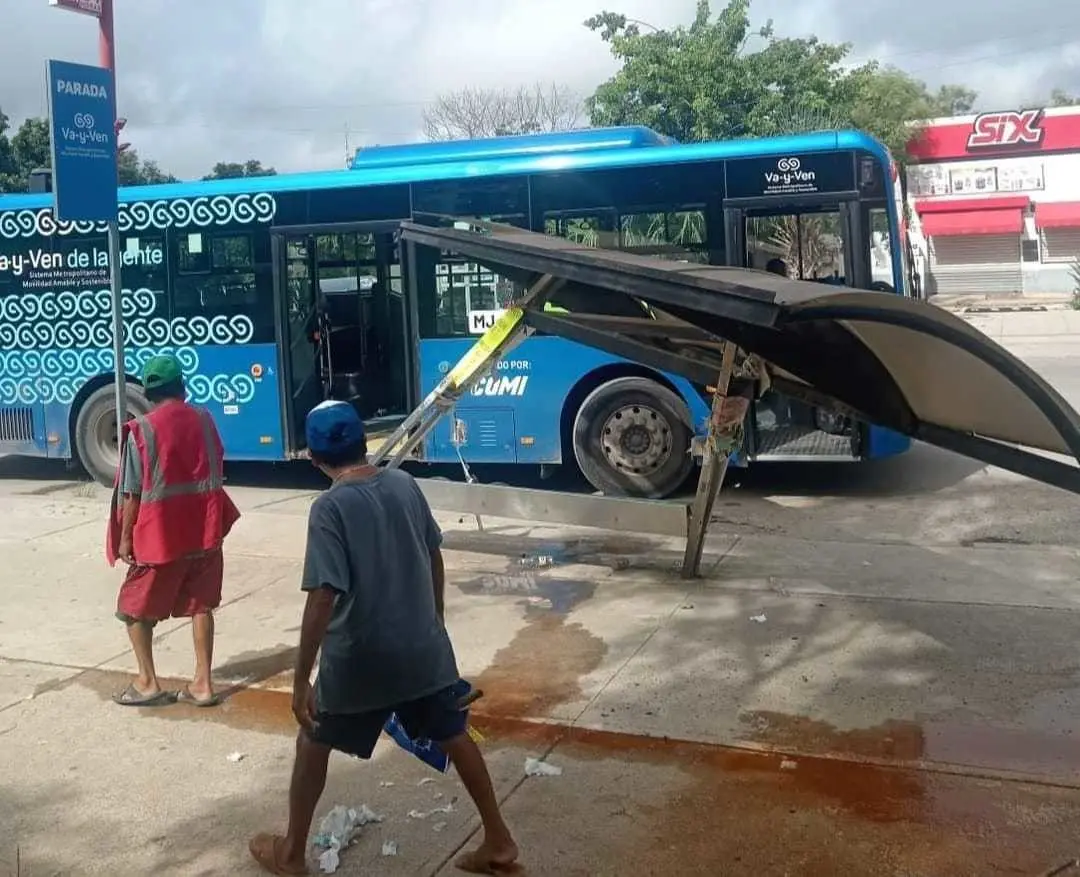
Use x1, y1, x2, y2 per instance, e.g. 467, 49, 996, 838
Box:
274, 232, 325, 450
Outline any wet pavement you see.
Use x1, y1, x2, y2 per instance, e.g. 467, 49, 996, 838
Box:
2, 307, 1080, 875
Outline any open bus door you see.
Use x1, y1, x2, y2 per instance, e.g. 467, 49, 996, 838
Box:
273, 223, 412, 454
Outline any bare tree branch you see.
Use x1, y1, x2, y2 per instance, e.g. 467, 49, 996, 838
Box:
423, 82, 583, 141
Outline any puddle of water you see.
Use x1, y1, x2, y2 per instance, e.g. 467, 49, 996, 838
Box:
471, 615, 607, 719
456, 572, 596, 614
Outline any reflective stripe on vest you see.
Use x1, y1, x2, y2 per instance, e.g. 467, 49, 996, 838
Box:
138, 407, 224, 502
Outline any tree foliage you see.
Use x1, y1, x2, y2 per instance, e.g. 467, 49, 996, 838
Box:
203, 159, 277, 180
0, 108, 178, 192
584, 0, 984, 160
423, 82, 583, 140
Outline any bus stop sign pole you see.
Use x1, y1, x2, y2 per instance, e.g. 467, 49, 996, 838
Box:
49, 0, 127, 445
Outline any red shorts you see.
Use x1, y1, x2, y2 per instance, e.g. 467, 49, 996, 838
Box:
116, 550, 224, 623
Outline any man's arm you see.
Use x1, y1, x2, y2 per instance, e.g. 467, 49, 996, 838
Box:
294, 587, 336, 688
430, 546, 445, 623
293, 501, 350, 729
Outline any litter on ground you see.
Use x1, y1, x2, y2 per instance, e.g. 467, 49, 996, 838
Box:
524, 757, 563, 777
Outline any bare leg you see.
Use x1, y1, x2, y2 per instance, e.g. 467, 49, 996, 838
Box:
189, 611, 215, 701
281, 732, 331, 866
126, 621, 161, 696
442, 734, 519, 871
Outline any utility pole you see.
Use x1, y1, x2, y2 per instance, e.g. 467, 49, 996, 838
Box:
98, 0, 127, 439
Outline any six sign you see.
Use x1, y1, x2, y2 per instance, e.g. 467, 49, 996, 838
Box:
967, 110, 1045, 150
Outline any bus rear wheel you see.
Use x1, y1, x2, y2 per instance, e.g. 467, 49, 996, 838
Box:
571, 376, 693, 499
75, 383, 150, 486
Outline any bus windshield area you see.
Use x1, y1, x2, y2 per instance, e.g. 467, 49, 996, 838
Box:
741, 205, 896, 292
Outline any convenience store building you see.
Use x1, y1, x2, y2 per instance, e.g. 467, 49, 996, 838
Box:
906, 106, 1080, 298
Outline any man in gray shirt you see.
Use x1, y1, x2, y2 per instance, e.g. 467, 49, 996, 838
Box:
249, 400, 518, 876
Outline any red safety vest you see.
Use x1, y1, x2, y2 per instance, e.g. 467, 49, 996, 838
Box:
106, 400, 240, 566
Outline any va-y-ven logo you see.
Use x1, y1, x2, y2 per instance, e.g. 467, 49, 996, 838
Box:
967, 110, 1045, 149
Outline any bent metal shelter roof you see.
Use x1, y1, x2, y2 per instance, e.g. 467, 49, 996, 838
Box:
398, 221, 1080, 495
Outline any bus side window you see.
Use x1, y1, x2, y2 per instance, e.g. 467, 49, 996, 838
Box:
543, 212, 619, 249
619, 209, 707, 262
171, 231, 275, 342
120, 234, 168, 318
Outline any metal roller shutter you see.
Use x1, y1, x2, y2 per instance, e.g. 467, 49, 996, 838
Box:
928, 234, 1022, 296
1039, 228, 1080, 263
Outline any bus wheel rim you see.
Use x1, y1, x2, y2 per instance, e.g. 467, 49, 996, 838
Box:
599, 404, 673, 475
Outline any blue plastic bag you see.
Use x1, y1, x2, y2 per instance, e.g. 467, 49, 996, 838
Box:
381, 678, 474, 774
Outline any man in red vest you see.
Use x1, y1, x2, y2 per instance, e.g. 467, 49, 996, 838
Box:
106, 354, 240, 708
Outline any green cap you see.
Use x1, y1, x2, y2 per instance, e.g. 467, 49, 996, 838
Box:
141, 354, 183, 390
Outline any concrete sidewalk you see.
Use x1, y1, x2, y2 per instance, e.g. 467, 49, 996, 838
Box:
3, 464, 1080, 875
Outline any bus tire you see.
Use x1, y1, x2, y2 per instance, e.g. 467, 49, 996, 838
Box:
75, 383, 151, 486
571, 376, 693, 499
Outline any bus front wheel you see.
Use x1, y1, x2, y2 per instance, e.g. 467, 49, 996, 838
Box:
75, 383, 150, 486
571, 376, 693, 499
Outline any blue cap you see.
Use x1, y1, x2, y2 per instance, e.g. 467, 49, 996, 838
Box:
305, 400, 366, 456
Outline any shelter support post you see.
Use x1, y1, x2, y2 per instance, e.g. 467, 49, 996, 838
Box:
681, 342, 748, 579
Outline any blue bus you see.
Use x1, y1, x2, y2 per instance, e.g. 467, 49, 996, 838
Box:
0, 125, 913, 497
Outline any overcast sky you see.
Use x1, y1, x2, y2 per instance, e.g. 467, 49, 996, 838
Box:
1, 0, 1077, 179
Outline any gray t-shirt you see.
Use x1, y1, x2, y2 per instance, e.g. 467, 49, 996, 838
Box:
301, 468, 458, 715
121, 433, 142, 495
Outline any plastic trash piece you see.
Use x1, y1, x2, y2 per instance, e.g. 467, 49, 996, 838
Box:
314, 804, 384, 873
383, 678, 476, 773
408, 803, 454, 820
226, 751, 245, 763
524, 757, 563, 777
418, 777, 436, 786
379, 781, 395, 788
750, 614, 767, 623
780, 759, 797, 770
381, 841, 398, 857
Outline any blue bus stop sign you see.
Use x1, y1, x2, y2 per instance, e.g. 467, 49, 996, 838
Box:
46, 59, 118, 223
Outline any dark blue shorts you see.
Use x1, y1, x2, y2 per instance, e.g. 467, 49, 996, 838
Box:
306, 683, 468, 759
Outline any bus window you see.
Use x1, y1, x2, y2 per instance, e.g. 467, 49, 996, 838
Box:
172, 230, 275, 342
543, 211, 619, 249
745, 213, 846, 282
430, 260, 511, 337
120, 234, 168, 318
619, 209, 707, 262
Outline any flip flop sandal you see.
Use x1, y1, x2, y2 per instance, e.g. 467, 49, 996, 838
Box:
112, 684, 175, 707
249, 833, 308, 876
454, 850, 524, 875
176, 688, 223, 708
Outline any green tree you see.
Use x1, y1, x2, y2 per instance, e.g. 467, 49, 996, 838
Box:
203, 159, 276, 180
118, 150, 179, 186
585, 0, 976, 161
0, 110, 176, 191
1048, 88, 1079, 107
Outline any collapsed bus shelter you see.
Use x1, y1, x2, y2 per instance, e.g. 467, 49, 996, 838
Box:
373, 220, 1080, 578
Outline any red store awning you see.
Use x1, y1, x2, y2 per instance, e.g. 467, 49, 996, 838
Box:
1034, 202, 1080, 230
915, 196, 1028, 237
919, 209, 1023, 237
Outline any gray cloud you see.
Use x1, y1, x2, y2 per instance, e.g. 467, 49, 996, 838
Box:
1, 0, 1076, 179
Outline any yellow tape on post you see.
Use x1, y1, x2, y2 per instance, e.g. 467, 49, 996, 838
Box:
445, 307, 524, 390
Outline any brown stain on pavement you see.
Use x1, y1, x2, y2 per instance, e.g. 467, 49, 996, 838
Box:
742, 709, 1080, 778
471, 718, 1080, 876
67, 668, 297, 735
470, 613, 607, 720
